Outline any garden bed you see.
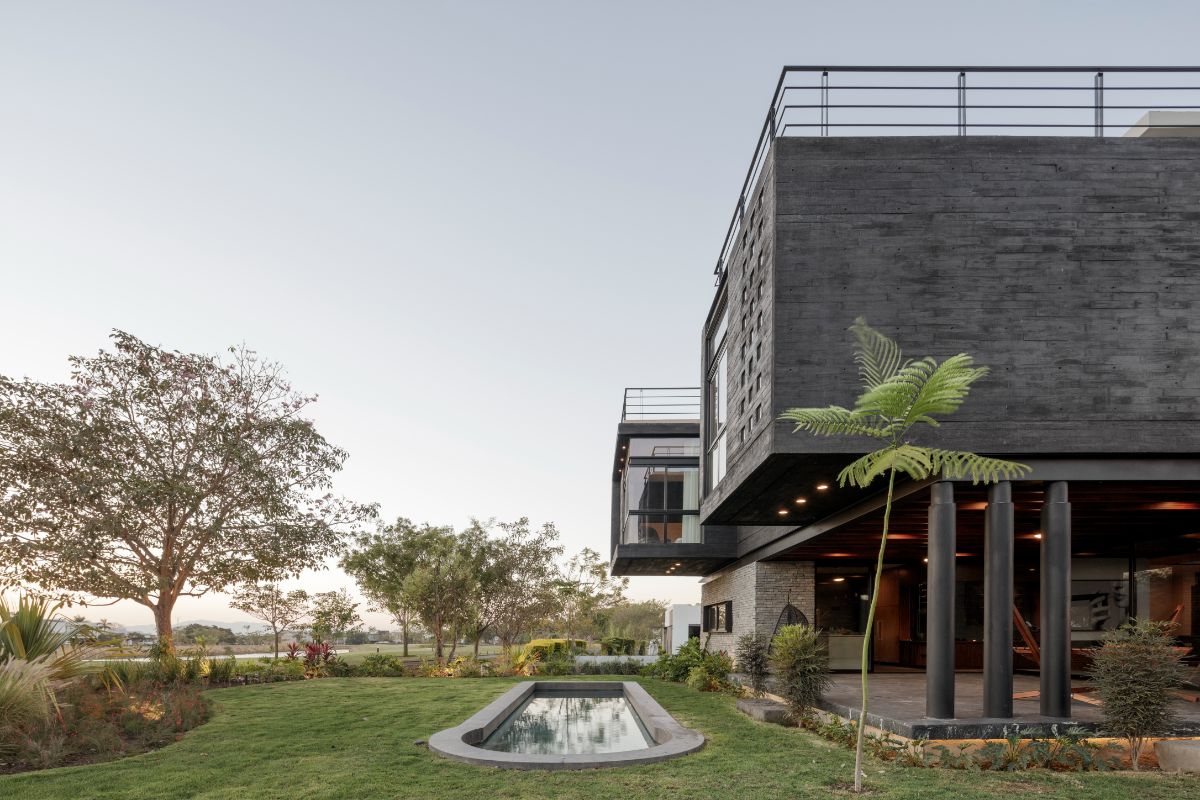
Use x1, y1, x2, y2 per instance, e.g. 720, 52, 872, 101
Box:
0, 681, 209, 774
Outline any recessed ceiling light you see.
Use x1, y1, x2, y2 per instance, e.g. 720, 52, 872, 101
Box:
777, 509, 788, 516
795, 497, 807, 504
832, 576, 845, 583
816, 484, 830, 491
923, 557, 929, 563
1033, 533, 1042, 539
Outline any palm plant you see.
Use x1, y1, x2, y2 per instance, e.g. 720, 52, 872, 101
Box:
0, 595, 105, 722
0, 658, 57, 743
0, 595, 97, 683
781, 318, 1030, 792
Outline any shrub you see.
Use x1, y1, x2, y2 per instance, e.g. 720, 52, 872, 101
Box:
600, 637, 635, 656
650, 637, 733, 691
302, 641, 338, 678
357, 653, 407, 677
1089, 618, 1184, 769
206, 656, 238, 685
325, 658, 354, 677
685, 656, 734, 693
648, 637, 705, 683
229, 658, 305, 684
735, 633, 770, 697
449, 656, 484, 677
574, 659, 644, 675
769, 624, 830, 720
533, 652, 574, 676
519, 638, 586, 660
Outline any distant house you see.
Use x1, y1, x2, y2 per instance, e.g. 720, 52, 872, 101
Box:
367, 629, 391, 643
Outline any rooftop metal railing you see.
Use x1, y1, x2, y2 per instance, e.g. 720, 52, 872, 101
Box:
713, 66, 1200, 285
621, 387, 701, 422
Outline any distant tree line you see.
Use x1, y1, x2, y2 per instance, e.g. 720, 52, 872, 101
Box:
0, 331, 664, 660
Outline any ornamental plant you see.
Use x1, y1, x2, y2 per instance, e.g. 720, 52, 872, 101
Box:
768, 624, 831, 720
735, 633, 771, 697
1089, 618, 1184, 770
781, 318, 1029, 792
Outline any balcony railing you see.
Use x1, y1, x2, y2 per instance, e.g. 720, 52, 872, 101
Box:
713, 65, 1200, 285
621, 387, 701, 422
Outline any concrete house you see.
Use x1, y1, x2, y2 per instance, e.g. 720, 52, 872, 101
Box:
610, 67, 1200, 737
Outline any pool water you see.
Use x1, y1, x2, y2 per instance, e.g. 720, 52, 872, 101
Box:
481, 690, 653, 755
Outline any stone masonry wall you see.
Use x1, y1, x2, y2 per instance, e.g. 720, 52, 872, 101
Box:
700, 560, 815, 662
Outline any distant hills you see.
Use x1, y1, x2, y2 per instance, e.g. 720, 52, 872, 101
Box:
102, 619, 275, 635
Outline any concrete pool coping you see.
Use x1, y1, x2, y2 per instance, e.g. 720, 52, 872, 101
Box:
427, 680, 705, 770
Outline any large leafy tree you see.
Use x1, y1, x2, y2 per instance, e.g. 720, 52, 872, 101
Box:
308, 588, 361, 645
463, 518, 564, 656
781, 318, 1029, 793
0, 331, 373, 651
555, 548, 628, 644
340, 519, 424, 657
385, 521, 477, 661
605, 599, 668, 643
229, 583, 310, 659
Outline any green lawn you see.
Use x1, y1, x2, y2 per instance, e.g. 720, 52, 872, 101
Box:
2, 677, 1195, 800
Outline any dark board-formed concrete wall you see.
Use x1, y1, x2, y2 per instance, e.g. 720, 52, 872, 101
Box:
767, 135, 1200, 459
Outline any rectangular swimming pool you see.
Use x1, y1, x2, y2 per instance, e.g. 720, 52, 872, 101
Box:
481, 688, 653, 755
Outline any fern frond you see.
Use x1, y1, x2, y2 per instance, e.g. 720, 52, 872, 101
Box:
928, 449, 1032, 484
900, 354, 990, 429
837, 444, 935, 488
780, 406, 890, 439
852, 357, 936, 420
850, 317, 906, 391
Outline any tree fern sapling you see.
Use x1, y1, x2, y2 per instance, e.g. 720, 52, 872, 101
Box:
780, 318, 1030, 793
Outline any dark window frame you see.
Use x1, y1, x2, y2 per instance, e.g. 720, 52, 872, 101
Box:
702, 601, 733, 633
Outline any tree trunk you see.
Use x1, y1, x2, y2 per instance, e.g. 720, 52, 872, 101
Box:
433, 615, 445, 661
447, 625, 459, 661
473, 633, 481, 659
272, 626, 281, 660
852, 467, 897, 794
153, 598, 175, 654
401, 615, 409, 658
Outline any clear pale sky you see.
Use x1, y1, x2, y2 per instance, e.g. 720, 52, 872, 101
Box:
3, 1, 1198, 629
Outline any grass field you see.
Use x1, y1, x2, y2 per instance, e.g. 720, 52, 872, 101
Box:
2, 676, 1196, 800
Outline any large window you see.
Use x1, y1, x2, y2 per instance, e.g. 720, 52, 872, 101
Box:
706, 305, 729, 492
621, 437, 701, 546
622, 463, 701, 545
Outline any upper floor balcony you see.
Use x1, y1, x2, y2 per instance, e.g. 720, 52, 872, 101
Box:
610, 387, 735, 576
621, 387, 701, 423
712, 66, 1200, 286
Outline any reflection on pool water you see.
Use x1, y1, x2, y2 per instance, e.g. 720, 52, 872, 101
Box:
482, 690, 653, 755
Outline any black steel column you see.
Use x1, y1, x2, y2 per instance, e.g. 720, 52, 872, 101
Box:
1040, 481, 1072, 717
983, 481, 1014, 718
926, 481, 956, 719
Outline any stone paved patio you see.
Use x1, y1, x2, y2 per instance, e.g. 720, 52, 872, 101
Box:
816, 672, 1200, 739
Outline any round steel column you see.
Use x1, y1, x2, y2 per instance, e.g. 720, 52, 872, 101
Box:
983, 481, 1014, 718
1040, 481, 1072, 718
926, 481, 956, 719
